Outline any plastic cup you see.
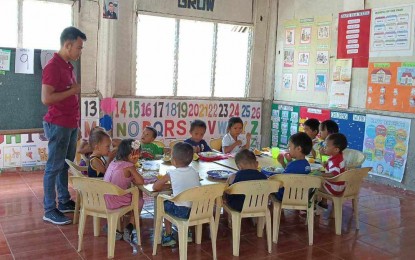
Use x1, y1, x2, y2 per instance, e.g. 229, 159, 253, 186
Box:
271, 147, 280, 159
321, 155, 329, 164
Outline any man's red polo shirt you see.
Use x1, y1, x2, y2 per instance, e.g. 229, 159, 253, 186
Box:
42, 53, 79, 128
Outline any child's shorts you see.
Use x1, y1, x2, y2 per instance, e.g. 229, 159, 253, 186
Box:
164, 201, 190, 219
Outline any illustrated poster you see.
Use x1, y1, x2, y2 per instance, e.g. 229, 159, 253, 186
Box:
362, 114, 411, 182
329, 59, 352, 109
0, 49, 11, 71
331, 111, 366, 151
271, 103, 300, 148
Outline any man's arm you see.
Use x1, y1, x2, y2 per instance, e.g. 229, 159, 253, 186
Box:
41, 83, 81, 105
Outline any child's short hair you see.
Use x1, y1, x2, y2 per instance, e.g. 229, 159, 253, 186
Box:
289, 132, 312, 155
172, 142, 193, 166
190, 120, 207, 132
320, 120, 339, 134
326, 133, 348, 152
235, 149, 257, 165
116, 139, 135, 161
145, 126, 157, 138
89, 128, 110, 148
227, 117, 243, 130
304, 118, 320, 132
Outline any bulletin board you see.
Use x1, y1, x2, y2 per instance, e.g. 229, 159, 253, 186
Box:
271, 103, 300, 148
331, 111, 366, 151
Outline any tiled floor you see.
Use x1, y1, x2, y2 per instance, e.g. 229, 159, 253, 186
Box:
1, 171, 415, 259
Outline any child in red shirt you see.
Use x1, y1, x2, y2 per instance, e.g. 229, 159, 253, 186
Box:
318, 133, 348, 209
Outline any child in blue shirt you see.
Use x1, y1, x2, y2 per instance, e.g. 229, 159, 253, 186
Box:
225, 149, 268, 211
275, 132, 312, 201
184, 120, 212, 153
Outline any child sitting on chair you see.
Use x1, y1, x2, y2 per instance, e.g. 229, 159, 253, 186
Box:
318, 133, 348, 209
140, 126, 164, 160
184, 120, 212, 153
153, 142, 201, 246
275, 132, 312, 201
104, 139, 144, 245
222, 117, 251, 155
225, 149, 267, 211
318, 120, 339, 156
303, 118, 320, 158
87, 129, 116, 178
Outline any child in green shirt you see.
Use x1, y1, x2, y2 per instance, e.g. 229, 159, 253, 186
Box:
140, 126, 164, 160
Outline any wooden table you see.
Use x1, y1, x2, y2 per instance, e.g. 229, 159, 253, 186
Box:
213, 155, 282, 171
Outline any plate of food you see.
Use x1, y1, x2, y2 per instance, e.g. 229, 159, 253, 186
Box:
199, 152, 221, 158
207, 170, 233, 180
309, 163, 324, 171
261, 166, 284, 176
140, 171, 159, 184
253, 149, 263, 156
142, 161, 160, 171
162, 155, 171, 163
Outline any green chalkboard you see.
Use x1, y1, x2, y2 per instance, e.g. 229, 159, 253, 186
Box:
0, 48, 79, 131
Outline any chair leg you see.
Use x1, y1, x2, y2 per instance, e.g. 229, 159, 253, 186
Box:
178, 224, 189, 260
107, 215, 118, 259
231, 214, 241, 256
73, 192, 80, 225
333, 198, 343, 235
209, 217, 218, 260
133, 208, 141, 245
307, 202, 314, 245
265, 210, 272, 253
152, 215, 163, 255
257, 216, 265, 237
272, 203, 282, 244
196, 224, 202, 244
93, 216, 100, 237
77, 211, 87, 252
353, 198, 360, 230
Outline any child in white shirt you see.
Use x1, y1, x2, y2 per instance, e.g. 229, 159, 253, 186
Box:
222, 117, 251, 154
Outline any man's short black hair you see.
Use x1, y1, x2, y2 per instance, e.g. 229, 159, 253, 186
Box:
289, 132, 312, 155
304, 118, 320, 132
235, 149, 257, 165
60, 27, 86, 46
190, 120, 207, 132
320, 120, 339, 134
109, 1, 114, 5
172, 142, 194, 167
145, 126, 157, 138
327, 133, 348, 152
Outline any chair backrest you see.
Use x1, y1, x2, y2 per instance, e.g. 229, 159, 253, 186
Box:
343, 149, 366, 169
152, 140, 165, 148
65, 159, 87, 177
226, 180, 281, 214
210, 138, 222, 151
269, 174, 321, 208
329, 167, 371, 198
171, 183, 226, 221
169, 140, 185, 149
70, 176, 129, 213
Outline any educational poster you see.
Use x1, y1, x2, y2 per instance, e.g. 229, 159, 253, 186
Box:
362, 114, 411, 182
298, 107, 330, 132
0, 134, 48, 169
337, 9, 371, 67
112, 99, 262, 148
366, 62, 415, 113
15, 48, 34, 74
271, 103, 300, 148
81, 97, 100, 139
329, 59, 352, 109
0, 49, 11, 71
331, 111, 366, 151
370, 4, 414, 57
277, 16, 332, 104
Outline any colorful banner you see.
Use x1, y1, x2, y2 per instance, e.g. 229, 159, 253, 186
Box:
271, 103, 300, 148
299, 107, 331, 132
362, 114, 411, 182
0, 133, 48, 169
112, 98, 262, 148
331, 111, 366, 151
366, 62, 415, 113
370, 4, 415, 57
80, 97, 100, 139
337, 9, 371, 67
278, 16, 332, 104
329, 59, 352, 109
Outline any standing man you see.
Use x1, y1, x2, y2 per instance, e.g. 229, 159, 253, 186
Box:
41, 27, 86, 225
105, 2, 118, 19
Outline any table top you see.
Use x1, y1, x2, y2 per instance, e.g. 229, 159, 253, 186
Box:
214, 155, 282, 171
138, 160, 235, 196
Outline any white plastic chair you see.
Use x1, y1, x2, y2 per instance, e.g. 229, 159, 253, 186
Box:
343, 149, 366, 170
65, 159, 87, 224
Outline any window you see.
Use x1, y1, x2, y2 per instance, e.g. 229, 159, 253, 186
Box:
0, 0, 72, 50
136, 14, 252, 98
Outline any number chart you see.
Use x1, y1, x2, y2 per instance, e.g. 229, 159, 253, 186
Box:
112, 98, 262, 147
81, 97, 100, 139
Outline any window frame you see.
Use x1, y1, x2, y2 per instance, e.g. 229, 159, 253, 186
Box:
135, 12, 253, 99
